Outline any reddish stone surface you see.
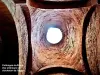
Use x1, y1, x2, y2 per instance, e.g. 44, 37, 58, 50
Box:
30, 7, 90, 74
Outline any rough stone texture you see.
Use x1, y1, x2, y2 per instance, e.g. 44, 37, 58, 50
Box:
15, 4, 28, 75
28, 0, 100, 75
29, 5, 91, 74
0, 0, 100, 75
0, 2, 19, 75
0, 0, 28, 75
86, 5, 100, 75
96, 5, 100, 74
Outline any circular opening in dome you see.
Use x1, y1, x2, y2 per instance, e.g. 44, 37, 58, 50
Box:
46, 27, 63, 44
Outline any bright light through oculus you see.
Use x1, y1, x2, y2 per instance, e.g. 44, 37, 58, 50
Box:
46, 27, 63, 44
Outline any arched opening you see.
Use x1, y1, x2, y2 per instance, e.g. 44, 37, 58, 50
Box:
0, 1, 18, 75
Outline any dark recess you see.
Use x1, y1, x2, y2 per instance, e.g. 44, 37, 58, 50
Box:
34, 67, 83, 75
31, 0, 88, 8
0, 3, 19, 75
14, 0, 26, 3
98, 0, 100, 4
